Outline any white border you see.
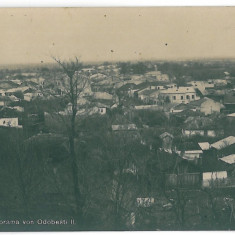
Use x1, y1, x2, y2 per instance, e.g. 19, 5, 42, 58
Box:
0, 0, 235, 7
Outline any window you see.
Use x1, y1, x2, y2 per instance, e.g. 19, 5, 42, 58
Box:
186, 95, 190, 99
192, 95, 195, 99
181, 96, 184, 100
173, 96, 176, 100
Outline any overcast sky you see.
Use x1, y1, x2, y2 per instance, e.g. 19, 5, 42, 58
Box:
1, 7, 235, 64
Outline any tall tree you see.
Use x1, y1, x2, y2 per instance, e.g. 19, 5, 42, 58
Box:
52, 57, 87, 224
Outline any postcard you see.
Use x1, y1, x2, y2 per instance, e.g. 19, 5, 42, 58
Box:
0, 7, 235, 231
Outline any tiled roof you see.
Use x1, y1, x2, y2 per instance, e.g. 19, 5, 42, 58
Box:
211, 136, 235, 150
220, 154, 235, 164
198, 142, 210, 150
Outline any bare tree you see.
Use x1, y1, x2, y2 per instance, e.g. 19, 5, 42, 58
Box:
52, 57, 88, 223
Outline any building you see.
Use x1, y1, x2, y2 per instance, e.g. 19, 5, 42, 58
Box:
0, 117, 22, 128
159, 87, 200, 104
210, 136, 235, 151
189, 97, 224, 115
187, 81, 214, 95
160, 132, 174, 152
182, 116, 223, 138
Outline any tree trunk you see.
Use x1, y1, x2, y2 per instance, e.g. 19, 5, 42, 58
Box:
70, 112, 83, 225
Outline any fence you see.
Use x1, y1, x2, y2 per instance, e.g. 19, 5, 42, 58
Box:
165, 173, 201, 188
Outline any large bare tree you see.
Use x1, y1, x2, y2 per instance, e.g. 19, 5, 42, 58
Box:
52, 57, 88, 223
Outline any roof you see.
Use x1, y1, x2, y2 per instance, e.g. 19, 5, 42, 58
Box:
160, 132, 174, 139
139, 89, 159, 96
172, 103, 189, 111
163, 102, 179, 111
118, 83, 137, 91
211, 136, 235, 150
184, 116, 215, 130
198, 142, 210, 150
96, 102, 110, 108
6, 86, 30, 93
227, 113, 235, 117
185, 150, 203, 154
188, 97, 212, 107
220, 154, 235, 164
0, 81, 18, 89
93, 92, 113, 100
112, 124, 137, 131
160, 87, 196, 94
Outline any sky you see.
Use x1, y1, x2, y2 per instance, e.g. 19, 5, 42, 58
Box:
1, 7, 235, 64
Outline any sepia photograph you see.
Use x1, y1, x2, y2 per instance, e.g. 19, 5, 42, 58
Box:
0, 7, 235, 231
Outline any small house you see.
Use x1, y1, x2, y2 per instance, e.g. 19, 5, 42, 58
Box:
160, 132, 174, 152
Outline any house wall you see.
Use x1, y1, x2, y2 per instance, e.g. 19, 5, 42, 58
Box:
98, 107, 106, 115
183, 130, 204, 136
161, 92, 199, 104
207, 130, 216, 137
24, 93, 33, 101
182, 129, 216, 137
0, 118, 18, 127
202, 171, 228, 187
165, 173, 201, 188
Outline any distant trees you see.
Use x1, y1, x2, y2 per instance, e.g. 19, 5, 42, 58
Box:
119, 62, 148, 75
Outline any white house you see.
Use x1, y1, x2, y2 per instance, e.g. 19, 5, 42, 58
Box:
159, 87, 200, 104
0, 118, 22, 128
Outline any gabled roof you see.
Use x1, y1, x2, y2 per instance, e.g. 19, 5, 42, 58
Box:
184, 116, 215, 130
211, 136, 235, 150
160, 132, 174, 139
220, 154, 235, 164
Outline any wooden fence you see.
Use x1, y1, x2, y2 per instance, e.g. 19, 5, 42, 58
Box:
165, 173, 201, 188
